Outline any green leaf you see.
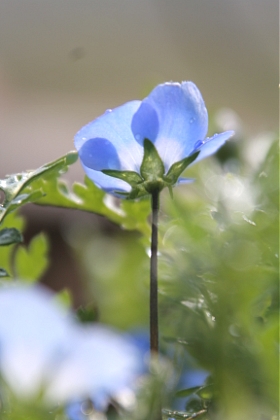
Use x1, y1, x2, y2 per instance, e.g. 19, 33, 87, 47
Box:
54, 288, 72, 309
140, 139, 165, 181
176, 386, 202, 398
0, 211, 25, 278
164, 151, 199, 184
0, 228, 23, 246
14, 233, 49, 282
0, 268, 9, 277
0, 151, 78, 225
197, 385, 213, 400
33, 175, 150, 237
0, 150, 150, 237
76, 303, 98, 323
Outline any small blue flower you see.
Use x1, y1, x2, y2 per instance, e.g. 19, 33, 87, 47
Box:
75, 82, 234, 197
0, 284, 142, 410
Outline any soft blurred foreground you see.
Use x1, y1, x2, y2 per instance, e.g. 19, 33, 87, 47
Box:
0, 110, 278, 419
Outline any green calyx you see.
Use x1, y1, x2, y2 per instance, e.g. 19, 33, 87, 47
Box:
102, 139, 199, 199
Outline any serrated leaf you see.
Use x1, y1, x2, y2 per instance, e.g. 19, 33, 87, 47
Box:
0, 228, 23, 246
14, 233, 49, 282
164, 151, 199, 185
0, 151, 78, 225
33, 175, 150, 237
0, 151, 150, 237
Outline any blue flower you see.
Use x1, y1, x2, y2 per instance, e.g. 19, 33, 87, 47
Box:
0, 284, 142, 410
75, 82, 234, 197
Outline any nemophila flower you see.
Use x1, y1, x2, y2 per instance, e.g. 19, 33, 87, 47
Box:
0, 284, 73, 398
74, 81, 234, 198
0, 284, 142, 410
47, 325, 142, 411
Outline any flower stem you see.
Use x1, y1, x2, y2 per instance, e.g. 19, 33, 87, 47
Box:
150, 190, 162, 420
150, 190, 159, 355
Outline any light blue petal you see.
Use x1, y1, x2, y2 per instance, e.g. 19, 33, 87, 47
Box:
137, 82, 208, 171
193, 130, 235, 163
79, 138, 121, 171
131, 102, 159, 144
75, 101, 143, 172
176, 178, 195, 185
0, 285, 73, 398
47, 325, 141, 407
81, 164, 132, 195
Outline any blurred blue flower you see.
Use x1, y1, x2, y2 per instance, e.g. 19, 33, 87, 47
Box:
75, 81, 234, 196
0, 284, 142, 410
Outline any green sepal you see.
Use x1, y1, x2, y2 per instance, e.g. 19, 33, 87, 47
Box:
101, 140, 197, 198
140, 139, 165, 181
0, 228, 23, 246
114, 183, 149, 200
164, 151, 200, 185
102, 170, 143, 186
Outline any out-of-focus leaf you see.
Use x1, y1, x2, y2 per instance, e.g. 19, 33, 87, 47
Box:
158, 140, 278, 419
0, 268, 9, 277
176, 386, 202, 398
14, 233, 49, 282
76, 303, 98, 323
0, 211, 25, 279
54, 288, 73, 309
0, 228, 23, 246
197, 385, 213, 400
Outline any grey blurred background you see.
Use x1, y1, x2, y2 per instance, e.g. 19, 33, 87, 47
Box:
0, 0, 278, 179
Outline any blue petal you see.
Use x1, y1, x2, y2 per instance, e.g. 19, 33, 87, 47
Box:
139, 82, 208, 171
79, 138, 121, 171
81, 164, 132, 195
176, 178, 194, 185
131, 102, 159, 145
75, 101, 143, 172
193, 130, 235, 163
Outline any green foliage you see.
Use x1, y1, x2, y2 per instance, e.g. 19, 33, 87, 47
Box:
34, 174, 150, 236
0, 151, 151, 237
0, 151, 78, 225
14, 233, 49, 282
0, 391, 63, 420
73, 230, 149, 329
0, 228, 23, 246
158, 140, 279, 419
0, 211, 49, 282
0, 211, 25, 278
0, 129, 278, 420
164, 152, 199, 185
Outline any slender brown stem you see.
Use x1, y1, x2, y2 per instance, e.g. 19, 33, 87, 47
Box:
150, 190, 159, 354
